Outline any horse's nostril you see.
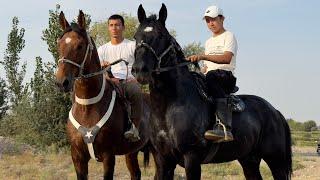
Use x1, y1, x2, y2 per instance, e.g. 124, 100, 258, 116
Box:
142, 67, 149, 73
62, 79, 69, 89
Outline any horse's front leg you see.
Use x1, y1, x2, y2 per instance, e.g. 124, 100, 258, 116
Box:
184, 151, 201, 180
125, 152, 141, 180
71, 146, 90, 180
153, 152, 176, 180
102, 153, 116, 180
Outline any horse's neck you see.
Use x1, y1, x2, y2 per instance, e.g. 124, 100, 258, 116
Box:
150, 65, 196, 111
74, 75, 105, 99
153, 64, 192, 92
74, 51, 104, 99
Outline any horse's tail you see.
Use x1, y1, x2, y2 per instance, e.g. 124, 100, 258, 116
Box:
279, 110, 293, 178
141, 141, 151, 168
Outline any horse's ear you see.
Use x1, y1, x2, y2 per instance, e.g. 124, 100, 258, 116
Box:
158, 3, 167, 26
59, 11, 70, 31
138, 4, 146, 23
78, 10, 86, 29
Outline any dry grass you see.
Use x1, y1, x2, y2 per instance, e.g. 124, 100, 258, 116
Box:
0, 144, 317, 180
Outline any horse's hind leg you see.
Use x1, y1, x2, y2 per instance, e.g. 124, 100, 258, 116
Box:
102, 153, 115, 180
125, 152, 141, 180
263, 157, 290, 180
184, 152, 201, 180
238, 156, 263, 180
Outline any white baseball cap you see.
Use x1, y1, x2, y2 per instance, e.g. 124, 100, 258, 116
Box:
203, 5, 223, 19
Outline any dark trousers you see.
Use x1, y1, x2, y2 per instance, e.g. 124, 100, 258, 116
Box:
206, 69, 237, 98
122, 80, 143, 127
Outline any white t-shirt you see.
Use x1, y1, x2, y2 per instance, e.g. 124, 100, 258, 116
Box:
97, 39, 135, 79
204, 31, 238, 74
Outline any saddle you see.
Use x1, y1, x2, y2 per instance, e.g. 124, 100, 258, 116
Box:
190, 71, 245, 112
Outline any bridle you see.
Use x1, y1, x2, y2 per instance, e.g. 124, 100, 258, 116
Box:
56, 29, 128, 105
135, 37, 192, 74
58, 31, 94, 79
58, 31, 129, 80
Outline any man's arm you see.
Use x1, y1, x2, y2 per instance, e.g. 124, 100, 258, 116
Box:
186, 51, 233, 64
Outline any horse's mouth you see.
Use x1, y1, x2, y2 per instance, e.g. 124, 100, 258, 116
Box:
133, 73, 151, 85
136, 76, 150, 85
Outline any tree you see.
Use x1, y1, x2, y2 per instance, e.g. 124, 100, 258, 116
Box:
30, 56, 44, 103
303, 120, 317, 132
0, 78, 8, 119
182, 42, 204, 57
90, 13, 138, 47
287, 118, 304, 131
182, 42, 205, 73
90, 13, 176, 47
1, 17, 26, 107
41, 4, 64, 63
42, 4, 91, 64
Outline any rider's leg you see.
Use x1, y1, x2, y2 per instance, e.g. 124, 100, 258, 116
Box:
123, 80, 143, 142
205, 70, 234, 142
205, 98, 234, 142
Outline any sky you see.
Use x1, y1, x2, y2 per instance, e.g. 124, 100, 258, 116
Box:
0, 0, 319, 123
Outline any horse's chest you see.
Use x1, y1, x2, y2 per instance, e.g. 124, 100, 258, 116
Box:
151, 129, 174, 154
149, 118, 177, 154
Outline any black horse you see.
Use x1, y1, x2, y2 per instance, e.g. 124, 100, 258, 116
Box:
132, 4, 292, 180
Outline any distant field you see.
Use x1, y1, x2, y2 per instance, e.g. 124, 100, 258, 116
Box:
291, 131, 320, 146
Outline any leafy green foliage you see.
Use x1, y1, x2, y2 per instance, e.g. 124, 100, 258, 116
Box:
0, 4, 73, 150
90, 13, 138, 47
182, 42, 205, 73
1, 17, 26, 107
0, 78, 8, 119
287, 119, 318, 132
303, 120, 317, 132
41, 4, 63, 64
182, 42, 204, 57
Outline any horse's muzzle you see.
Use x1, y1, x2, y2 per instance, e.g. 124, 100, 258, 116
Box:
55, 77, 73, 93
132, 65, 151, 85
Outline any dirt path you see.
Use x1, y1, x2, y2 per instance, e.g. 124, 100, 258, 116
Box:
292, 146, 320, 180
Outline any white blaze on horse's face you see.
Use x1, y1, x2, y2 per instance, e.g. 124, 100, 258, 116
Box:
144, 26, 153, 32
65, 37, 72, 44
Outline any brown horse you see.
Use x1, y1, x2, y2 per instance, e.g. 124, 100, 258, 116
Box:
55, 10, 151, 180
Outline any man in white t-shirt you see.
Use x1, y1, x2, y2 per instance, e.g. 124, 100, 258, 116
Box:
98, 14, 142, 142
187, 5, 238, 143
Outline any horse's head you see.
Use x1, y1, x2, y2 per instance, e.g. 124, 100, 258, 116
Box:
55, 10, 98, 92
132, 4, 184, 85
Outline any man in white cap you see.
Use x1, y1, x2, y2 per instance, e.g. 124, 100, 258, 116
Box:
187, 5, 238, 142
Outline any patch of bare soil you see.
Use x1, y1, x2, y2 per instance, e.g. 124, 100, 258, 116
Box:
292, 146, 320, 180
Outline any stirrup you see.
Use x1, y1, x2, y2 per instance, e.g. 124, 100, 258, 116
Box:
215, 116, 228, 141
205, 115, 233, 142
